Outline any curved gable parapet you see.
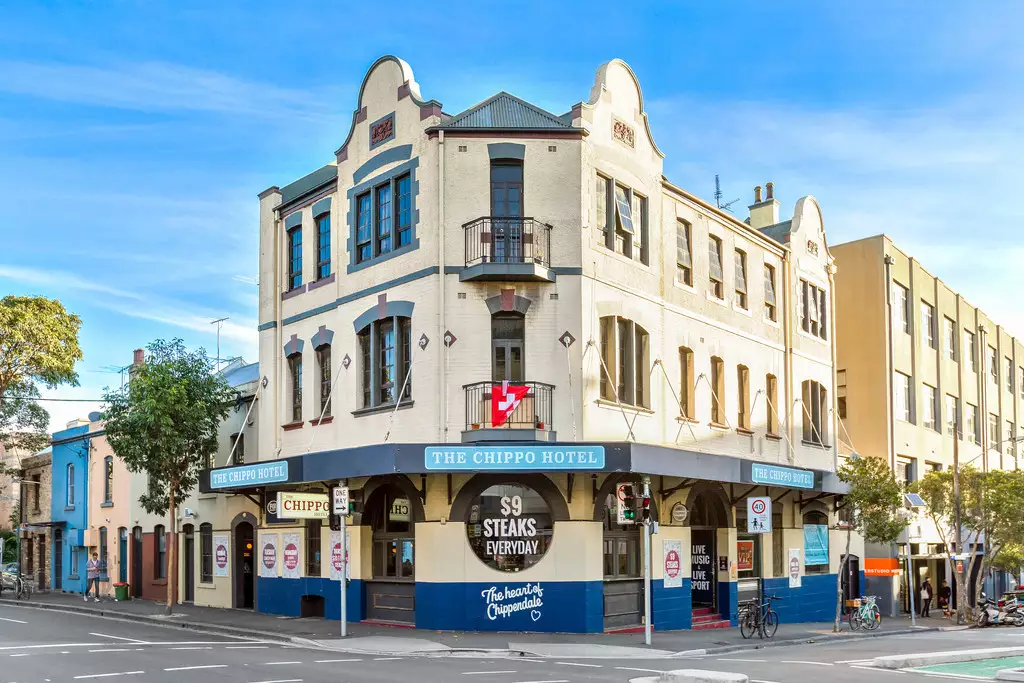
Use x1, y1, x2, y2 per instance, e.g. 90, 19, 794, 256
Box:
578, 58, 664, 159
790, 195, 833, 264
334, 55, 442, 160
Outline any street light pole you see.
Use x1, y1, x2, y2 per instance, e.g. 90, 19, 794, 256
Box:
642, 475, 652, 647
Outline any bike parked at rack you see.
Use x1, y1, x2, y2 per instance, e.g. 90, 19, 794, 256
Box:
739, 594, 782, 639
849, 595, 881, 631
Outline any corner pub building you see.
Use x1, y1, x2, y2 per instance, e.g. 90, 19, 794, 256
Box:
201, 55, 861, 633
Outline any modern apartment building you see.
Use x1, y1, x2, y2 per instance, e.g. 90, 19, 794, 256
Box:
833, 234, 1022, 611
204, 55, 853, 632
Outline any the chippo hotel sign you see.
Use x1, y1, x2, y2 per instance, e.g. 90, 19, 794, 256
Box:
426, 446, 605, 628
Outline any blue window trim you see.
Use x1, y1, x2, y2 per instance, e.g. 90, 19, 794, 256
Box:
347, 157, 420, 274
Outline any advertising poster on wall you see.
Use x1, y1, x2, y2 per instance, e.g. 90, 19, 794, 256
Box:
736, 540, 754, 571
281, 532, 300, 579
663, 539, 682, 589
803, 524, 829, 566
788, 548, 802, 588
213, 535, 229, 577
260, 534, 278, 578
329, 530, 351, 581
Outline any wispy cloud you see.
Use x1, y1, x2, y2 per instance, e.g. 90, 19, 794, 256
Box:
0, 59, 336, 122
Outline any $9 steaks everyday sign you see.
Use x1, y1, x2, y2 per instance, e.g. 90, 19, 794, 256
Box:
466, 484, 553, 572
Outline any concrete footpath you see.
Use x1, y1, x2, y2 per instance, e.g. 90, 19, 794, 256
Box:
0, 592, 954, 658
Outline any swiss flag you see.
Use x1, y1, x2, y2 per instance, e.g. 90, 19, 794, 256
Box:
492, 380, 530, 427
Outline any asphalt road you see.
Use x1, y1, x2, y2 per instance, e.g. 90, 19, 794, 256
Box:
2, 602, 1021, 683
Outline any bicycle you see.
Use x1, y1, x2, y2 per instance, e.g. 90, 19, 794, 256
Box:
739, 594, 782, 639
849, 595, 880, 631
13, 573, 33, 601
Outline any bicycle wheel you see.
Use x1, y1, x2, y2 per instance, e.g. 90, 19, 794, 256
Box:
740, 611, 757, 639
761, 610, 779, 638
850, 609, 864, 631
866, 606, 880, 630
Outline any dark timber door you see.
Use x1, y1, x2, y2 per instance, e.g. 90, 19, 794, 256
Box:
235, 522, 254, 609
490, 160, 523, 263
118, 529, 128, 584
53, 529, 63, 591
691, 529, 716, 609
131, 526, 142, 597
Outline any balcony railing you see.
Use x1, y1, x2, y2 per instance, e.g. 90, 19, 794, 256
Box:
463, 381, 555, 440
463, 217, 552, 271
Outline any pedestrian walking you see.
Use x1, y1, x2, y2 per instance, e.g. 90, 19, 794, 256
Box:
939, 580, 952, 617
85, 553, 101, 602
920, 578, 933, 617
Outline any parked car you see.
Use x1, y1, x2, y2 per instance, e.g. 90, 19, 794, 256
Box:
0, 562, 19, 590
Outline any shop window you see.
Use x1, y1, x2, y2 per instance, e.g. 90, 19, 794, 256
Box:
357, 317, 412, 409
710, 356, 725, 426
367, 487, 414, 580
599, 316, 649, 409
802, 510, 829, 575
602, 489, 641, 579
678, 347, 695, 419
200, 523, 213, 583
306, 520, 321, 577
737, 365, 750, 430
466, 483, 553, 572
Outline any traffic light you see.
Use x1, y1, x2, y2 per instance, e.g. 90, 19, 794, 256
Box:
617, 483, 637, 524
641, 495, 651, 522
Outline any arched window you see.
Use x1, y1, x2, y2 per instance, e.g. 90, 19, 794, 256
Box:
66, 463, 75, 506
103, 456, 114, 504
199, 523, 213, 583
802, 380, 829, 445
357, 316, 412, 408
737, 365, 750, 430
98, 526, 108, 577
154, 525, 166, 580
710, 357, 725, 426
599, 315, 649, 408
316, 343, 332, 417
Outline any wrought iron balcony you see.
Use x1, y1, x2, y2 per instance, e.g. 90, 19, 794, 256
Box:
462, 380, 556, 443
461, 217, 555, 282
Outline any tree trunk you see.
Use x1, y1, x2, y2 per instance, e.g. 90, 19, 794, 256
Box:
834, 525, 852, 632
166, 487, 176, 616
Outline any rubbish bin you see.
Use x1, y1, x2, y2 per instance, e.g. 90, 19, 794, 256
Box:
113, 582, 129, 601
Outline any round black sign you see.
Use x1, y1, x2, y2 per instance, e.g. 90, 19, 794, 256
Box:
466, 483, 553, 572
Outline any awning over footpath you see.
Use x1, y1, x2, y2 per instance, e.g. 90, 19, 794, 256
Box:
201, 442, 847, 496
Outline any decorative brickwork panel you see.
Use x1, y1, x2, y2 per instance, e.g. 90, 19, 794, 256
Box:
613, 118, 635, 148
370, 113, 395, 149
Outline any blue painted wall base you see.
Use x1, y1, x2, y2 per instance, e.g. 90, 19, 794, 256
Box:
718, 581, 738, 625
652, 578, 692, 630
257, 577, 364, 622
763, 574, 838, 623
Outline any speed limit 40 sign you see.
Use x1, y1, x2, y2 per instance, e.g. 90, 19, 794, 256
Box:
747, 496, 771, 534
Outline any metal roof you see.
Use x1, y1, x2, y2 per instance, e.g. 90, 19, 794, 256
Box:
279, 164, 337, 206
759, 220, 793, 245
223, 361, 259, 388
436, 91, 573, 130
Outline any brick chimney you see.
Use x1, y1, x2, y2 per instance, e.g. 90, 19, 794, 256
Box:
132, 349, 145, 367
748, 182, 780, 230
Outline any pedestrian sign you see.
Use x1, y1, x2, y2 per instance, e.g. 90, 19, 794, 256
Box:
747, 496, 771, 533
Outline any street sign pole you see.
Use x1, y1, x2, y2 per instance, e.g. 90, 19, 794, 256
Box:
642, 475, 652, 647
333, 485, 350, 638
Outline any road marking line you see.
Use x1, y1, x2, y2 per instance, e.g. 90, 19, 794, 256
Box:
10, 653, 30, 657
555, 662, 602, 668
0, 617, 27, 624
835, 659, 874, 664
262, 661, 303, 665
781, 660, 834, 666
227, 646, 270, 649
373, 657, 401, 661
73, 672, 145, 679
505, 680, 568, 683
314, 659, 362, 663
170, 646, 212, 650
718, 658, 767, 662
165, 665, 229, 672
89, 633, 145, 644
752, 680, 783, 683
89, 649, 132, 653
616, 667, 664, 673
247, 680, 303, 683
461, 672, 517, 676
852, 665, 904, 674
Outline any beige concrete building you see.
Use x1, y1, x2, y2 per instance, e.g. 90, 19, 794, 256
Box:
833, 234, 1023, 610
205, 55, 854, 632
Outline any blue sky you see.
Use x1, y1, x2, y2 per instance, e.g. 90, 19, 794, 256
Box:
2, 2, 1022, 430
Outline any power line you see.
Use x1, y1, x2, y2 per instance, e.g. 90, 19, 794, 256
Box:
0, 395, 105, 403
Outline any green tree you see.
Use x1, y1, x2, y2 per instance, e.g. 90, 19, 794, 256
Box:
102, 339, 232, 615
0, 295, 83, 483
834, 455, 908, 631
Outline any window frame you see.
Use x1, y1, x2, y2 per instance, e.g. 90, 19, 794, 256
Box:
200, 523, 213, 583
922, 383, 938, 432
230, 432, 244, 465
800, 279, 829, 339
966, 403, 979, 443
306, 519, 322, 577
763, 263, 777, 321
734, 249, 748, 309
708, 235, 724, 299
894, 371, 912, 423
599, 315, 650, 409
315, 212, 331, 280
348, 160, 419, 272
155, 525, 166, 580
356, 316, 413, 411
288, 352, 302, 424
801, 379, 829, 446
675, 219, 692, 286
103, 456, 113, 504
894, 282, 910, 335
945, 394, 959, 437
944, 317, 957, 360
1006, 357, 1014, 394
736, 365, 750, 430
679, 346, 695, 420
989, 412, 1000, 450
989, 346, 999, 385
287, 225, 303, 291
921, 301, 936, 349
710, 356, 725, 426
66, 463, 75, 507
316, 344, 332, 417
964, 330, 977, 372
766, 374, 779, 436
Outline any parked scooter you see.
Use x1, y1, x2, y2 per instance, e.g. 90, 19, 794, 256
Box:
977, 592, 1024, 627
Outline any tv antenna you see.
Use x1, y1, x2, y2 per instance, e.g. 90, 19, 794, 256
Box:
714, 175, 740, 213
211, 317, 229, 372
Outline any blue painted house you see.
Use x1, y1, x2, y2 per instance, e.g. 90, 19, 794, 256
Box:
50, 420, 96, 593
